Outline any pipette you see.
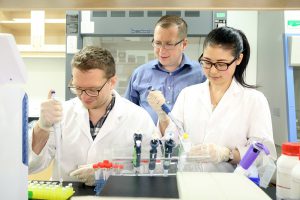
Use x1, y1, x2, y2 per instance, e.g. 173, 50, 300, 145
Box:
133, 133, 142, 174
51, 91, 63, 185
161, 104, 192, 154
148, 88, 183, 134
148, 88, 189, 152
163, 138, 175, 176
149, 139, 159, 175
161, 104, 185, 136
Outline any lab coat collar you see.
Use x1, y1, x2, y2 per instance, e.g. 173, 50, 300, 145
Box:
228, 78, 243, 95
72, 100, 91, 142
73, 90, 125, 142
215, 78, 243, 110
200, 77, 243, 113
202, 77, 242, 95
93, 90, 125, 143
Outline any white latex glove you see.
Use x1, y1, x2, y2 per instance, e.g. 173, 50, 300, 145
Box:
152, 129, 162, 140
189, 143, 230, 163
70, 165, 95, 186
37, 91, 63, 131
147, 90, 168, 121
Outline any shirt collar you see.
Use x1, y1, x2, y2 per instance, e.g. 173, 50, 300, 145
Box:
152, 53, 193, 72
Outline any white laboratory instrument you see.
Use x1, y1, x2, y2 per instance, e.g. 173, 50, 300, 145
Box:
0, 33, 28, 199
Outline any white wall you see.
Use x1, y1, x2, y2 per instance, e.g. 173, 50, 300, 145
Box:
23, 57, 65, 117
227, 11, 258, 85
256, 11, 288, 145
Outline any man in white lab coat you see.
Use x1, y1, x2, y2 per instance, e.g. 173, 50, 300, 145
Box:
29, 46, 156, 185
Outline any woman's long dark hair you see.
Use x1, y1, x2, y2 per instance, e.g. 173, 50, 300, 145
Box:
203, 26, 256, 88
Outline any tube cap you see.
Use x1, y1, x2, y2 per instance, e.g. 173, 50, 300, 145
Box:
183, 133, 189, 139
281, 142, 300, 156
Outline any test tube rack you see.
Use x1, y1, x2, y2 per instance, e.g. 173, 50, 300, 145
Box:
28, 181, 75, 200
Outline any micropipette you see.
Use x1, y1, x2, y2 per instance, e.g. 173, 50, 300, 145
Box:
148, 88, 190, 153
149, 139, 159, 175
148, 88, 185, 138
161, 104, 192, 154
51, 91, 63, 184
161, 104, 184, 135
163, 138, 175, 176
133, 133, 142, 174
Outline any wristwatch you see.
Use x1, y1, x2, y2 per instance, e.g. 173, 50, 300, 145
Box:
227, 149, 234, 162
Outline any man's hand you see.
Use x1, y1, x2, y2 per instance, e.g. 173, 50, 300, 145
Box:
147, 90, 168, 121
70, 165, 95, 186
37, 91, 62, 131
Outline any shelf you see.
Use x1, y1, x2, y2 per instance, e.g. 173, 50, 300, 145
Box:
0, 10, 66, 56
0, 23, 30, 44
45, 23, 65, 45
20, 51, 65, 58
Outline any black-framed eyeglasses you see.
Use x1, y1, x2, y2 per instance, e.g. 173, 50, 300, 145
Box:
151, 39, 184, 50
68, 79, 109, 97
198, 54, 238, 71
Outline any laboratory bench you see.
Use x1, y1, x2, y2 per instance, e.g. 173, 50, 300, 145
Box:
45, 173, 277, 200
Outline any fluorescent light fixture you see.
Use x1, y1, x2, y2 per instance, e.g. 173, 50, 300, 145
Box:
31, 10, 45, 48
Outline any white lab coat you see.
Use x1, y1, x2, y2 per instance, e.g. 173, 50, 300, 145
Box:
29, 90, 156, 181
169, 78, 277, 172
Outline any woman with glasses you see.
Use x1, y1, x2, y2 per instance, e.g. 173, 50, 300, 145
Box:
125, 15, 206, 124
148, 26, 277, 172
29, 46, 156, 185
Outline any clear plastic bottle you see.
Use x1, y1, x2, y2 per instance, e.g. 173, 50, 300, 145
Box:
181, 133, 192, 153
178, 133, 191, 171
276, 142, 300, 200
290, 150, 300, 200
